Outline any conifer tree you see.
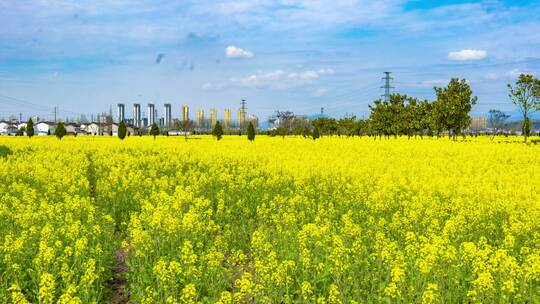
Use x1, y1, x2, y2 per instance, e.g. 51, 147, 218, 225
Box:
247, 121, 255, 141
27, 118, 34, 138
118, 121, 127, 140
149, 123, 160, 140
55, 122, 66, 140
212, 121, 224, 141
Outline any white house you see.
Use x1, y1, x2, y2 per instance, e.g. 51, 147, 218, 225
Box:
0, 121, 17, 136
0, 122, 9, 135
86, 123, 101, 135
36, 122, 56, 136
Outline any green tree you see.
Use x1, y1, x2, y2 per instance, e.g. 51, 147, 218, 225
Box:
55, 122, 66, 140
417, 100, 433, 138
433, 78, 477, 140
337, 115, 357, 136
508, 74, 540, 143
149, 123, 160, 140
522, 117, 531, 139
312, 125, 320, 140
118, 120, 127, 140
27, 118, 34, 138
368, 100, 388, 139
212, 121, 224, 141
312, 117, 338, 136
247, 121, 255, 141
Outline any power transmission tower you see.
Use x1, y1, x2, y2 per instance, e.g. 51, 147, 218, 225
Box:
321, 107, 324, 115
54, 106, 57, 123
381, 72, 394, 102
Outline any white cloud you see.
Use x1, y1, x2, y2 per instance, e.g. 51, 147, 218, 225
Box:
225, 45, 254, 58
229, 70, 284, 86
288, 69, 334, 80
448, 49, 487, 61
229, 68, 334, 88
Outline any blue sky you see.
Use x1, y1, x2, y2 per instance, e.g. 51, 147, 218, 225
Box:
1, 0, 540, 121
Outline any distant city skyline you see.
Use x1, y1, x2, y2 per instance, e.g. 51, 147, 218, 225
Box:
1, 1, 540, 120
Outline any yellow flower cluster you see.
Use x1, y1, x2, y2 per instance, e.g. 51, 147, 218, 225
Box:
1, 135, 540, 303
0, 138, 117, 302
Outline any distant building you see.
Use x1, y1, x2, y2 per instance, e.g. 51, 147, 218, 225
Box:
197, 109, 204, 127
224, 108, 231, 129
117, 103, 125, 123
182, 105, 189, 122
36, 122, 56, 136
238, 108, 246, 129
133, 104, 141, 128
65, 123, 81, 135
210, 108, 217, 127
164, 103, 172, 127
0, 121, 18, 136
147, 104, 156, 126
469, 116, 487, 133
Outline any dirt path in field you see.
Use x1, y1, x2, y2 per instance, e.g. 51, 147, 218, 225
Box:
86, 153, 131, 303
107, 246, 130, 304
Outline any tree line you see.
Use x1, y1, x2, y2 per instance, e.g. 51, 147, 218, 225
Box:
266, 75, 540, 142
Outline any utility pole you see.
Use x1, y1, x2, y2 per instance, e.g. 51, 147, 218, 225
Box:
54, 106, 57, 123
381, 72, 394, 102
19, 113, 22, 123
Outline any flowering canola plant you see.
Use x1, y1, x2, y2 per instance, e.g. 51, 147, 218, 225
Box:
1, 135, 540, 303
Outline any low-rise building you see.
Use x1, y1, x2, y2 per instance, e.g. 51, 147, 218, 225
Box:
0, 121, 18, 136
36, 122, 56, 136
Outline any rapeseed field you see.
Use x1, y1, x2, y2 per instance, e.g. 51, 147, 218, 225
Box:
1, 135, 539, 303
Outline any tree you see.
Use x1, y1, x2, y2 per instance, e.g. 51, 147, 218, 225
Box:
312, 125, 320, 140
118, 120, 127, 140
523, 117, 531, 139
27, 118, 34, 138
16, 126, 25, 136
149, 123, 160, 140
337, 115, 357, 136
487, 109, 510, 140
312, 117, 338, 136
212, 121, 223, 141
55, 122, 66, 140
433, 78, 477, 140
508, 74, 540, 143
247, 121, 255, 141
